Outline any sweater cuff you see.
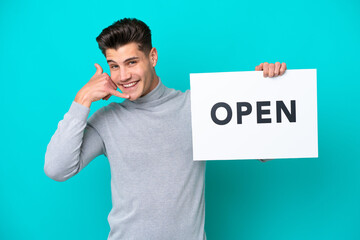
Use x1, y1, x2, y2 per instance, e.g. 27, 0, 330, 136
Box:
67, 101, 90, 122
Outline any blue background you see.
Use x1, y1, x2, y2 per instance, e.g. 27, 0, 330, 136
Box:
1, 0, 359, 239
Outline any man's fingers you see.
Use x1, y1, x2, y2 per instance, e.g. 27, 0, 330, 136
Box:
108, 89, 130, 99
101, 75, 119, 101
268, 63, 275, 77
255, 63, 264, 71
94, 63, 103, 75
259, 61, 286, 77
274, 62, 280, 76
263, 62, 269, 77
259, 63, 263, 70
103, 74, 118, 90
280, 62, 287, 75
102, 94, 111, 100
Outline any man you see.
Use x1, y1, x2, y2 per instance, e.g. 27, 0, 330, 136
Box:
44, 18, 286, 240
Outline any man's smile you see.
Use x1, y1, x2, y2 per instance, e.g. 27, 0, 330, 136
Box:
122, 80, 140, 89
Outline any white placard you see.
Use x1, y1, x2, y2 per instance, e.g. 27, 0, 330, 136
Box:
190, 69, 318, 161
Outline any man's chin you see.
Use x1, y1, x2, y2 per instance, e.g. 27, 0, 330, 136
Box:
127, 93, 140, 101
117, 89, 136, 101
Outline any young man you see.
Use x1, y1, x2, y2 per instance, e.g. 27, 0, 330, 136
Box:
44, 18, 286, 240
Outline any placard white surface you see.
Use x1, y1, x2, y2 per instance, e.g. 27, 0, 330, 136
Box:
190, 69, 318, 161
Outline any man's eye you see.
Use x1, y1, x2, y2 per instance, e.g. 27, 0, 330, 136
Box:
110, 65, 119, 69
129, 61, 137, 65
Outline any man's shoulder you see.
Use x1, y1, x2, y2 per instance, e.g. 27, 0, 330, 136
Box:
167, 86, 190, 97
165, 88, 191, 104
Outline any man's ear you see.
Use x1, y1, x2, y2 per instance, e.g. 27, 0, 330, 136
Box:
149, 47, 158, 67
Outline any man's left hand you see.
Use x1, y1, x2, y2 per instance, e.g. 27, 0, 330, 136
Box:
255, 62, 287, 77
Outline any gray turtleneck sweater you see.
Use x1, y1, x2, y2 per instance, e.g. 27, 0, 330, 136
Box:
44, 78, 207, 240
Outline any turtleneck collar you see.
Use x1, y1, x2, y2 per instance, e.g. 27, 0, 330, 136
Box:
130, 76, 166, 104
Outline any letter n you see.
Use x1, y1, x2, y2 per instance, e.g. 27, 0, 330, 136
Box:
276, 100, 296, 123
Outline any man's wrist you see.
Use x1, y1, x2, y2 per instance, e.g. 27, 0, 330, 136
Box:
74, 92, 92, 108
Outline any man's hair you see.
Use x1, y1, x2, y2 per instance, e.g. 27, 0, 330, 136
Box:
96, 18, 152, 56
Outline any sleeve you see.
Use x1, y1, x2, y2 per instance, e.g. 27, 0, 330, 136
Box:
44, 101, 106, 182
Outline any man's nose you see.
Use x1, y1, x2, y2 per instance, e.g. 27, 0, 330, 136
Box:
119, 67, 131, 82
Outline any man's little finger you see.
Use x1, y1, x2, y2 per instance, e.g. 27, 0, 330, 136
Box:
108, 89, 130, 99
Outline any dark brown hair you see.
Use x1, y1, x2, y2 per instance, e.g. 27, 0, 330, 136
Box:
96, 18, 152, 56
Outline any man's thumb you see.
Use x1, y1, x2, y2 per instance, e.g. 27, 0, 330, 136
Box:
94, 63, 103, 75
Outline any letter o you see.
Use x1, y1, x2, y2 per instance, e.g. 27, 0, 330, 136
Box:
211, 102, 232, 125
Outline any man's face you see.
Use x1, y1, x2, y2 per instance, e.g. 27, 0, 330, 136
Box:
106, 42, 158, 101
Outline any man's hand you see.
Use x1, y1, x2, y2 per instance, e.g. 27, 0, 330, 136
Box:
255, 62, 287, 77
74, 63, 129, 108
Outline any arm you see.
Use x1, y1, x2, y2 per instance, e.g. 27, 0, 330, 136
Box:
44, 63, 129, 181
44, 101, 106, 182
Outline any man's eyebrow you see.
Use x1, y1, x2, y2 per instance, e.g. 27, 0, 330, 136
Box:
107, 57, 140, 64
123, 57, 140, 63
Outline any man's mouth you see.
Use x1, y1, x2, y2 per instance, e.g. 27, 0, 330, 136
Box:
122, 81, 139, 88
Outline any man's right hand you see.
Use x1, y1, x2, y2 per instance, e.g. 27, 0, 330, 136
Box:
74, 63, 129, 108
